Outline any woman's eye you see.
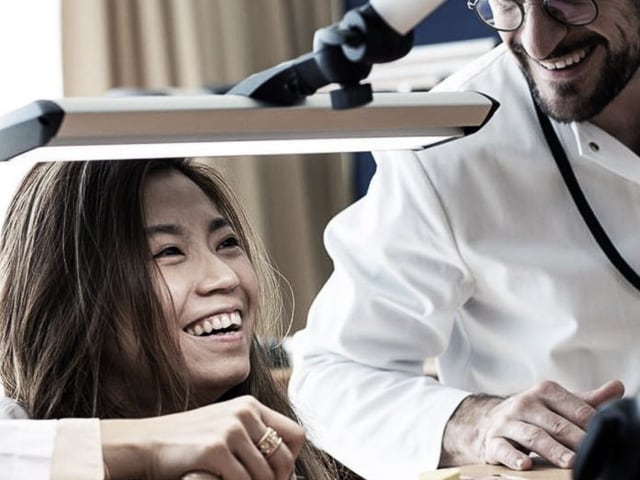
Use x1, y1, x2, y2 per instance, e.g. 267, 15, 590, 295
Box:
153, 246, 184, 258
219, 235, 241, 250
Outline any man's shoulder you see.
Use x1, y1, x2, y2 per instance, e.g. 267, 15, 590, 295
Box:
431, 43, 521, 94
408, 45, 535, 163
375, 44, 536, 166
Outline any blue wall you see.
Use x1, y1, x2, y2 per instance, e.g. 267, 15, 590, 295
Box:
344, 0, 496, 44
344, 0, 498, 198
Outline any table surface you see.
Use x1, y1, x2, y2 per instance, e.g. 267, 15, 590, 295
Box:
458, 463, 571, 479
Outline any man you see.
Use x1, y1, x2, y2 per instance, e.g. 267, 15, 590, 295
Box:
289, 0, 640, 479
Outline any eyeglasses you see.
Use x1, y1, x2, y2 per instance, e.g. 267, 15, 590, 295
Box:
467, 0, 599, 32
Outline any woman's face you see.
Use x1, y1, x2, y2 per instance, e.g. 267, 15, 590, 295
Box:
142, 168, 259, 402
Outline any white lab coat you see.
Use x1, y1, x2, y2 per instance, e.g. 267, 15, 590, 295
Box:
0, 399, 102, 480
289, 44, 640, 480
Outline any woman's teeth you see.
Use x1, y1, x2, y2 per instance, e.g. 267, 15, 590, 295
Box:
539, 47, 590, 70
185, 311, 242, 336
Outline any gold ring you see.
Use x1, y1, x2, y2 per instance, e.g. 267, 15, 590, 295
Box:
256, 426, 283, 458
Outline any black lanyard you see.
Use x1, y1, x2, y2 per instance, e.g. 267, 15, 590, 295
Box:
533, 100, 640, 292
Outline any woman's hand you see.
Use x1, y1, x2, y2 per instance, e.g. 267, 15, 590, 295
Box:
181, 473, 222, 480
101, 395, 305, 480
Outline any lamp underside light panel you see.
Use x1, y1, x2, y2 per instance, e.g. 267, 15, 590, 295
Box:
0, 92, 498, 162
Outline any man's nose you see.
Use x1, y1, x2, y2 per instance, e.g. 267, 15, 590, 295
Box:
518, 2, 567, 60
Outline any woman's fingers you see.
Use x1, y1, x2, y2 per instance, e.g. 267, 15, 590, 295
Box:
251, 399, 306, 458
236, 400, 300, 480
254, 426, 296, 480
207, 396, 301, 480
232, 423, 280, 480
181, 472, 223, 480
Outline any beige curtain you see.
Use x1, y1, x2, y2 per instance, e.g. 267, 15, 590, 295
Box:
61, 0, 352, 332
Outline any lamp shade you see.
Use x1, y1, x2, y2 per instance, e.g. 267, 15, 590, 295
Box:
0, 91, 497, 162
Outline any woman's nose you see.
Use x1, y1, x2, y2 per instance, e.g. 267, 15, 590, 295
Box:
195, 253, 240, 295
518, 3, 567, 60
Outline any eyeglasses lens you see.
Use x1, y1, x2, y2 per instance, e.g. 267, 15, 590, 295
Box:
545, 0, 597, 25
476, 0, 522, 30
473, 0, 597, 31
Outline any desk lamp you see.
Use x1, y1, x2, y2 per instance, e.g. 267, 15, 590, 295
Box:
0, 0, 498, 163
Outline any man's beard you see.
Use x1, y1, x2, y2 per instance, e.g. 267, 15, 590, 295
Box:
511, 35, 640, 123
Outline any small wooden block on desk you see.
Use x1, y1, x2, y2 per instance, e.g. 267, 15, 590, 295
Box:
420, 465, 571, 480
458, 464, 571, 479
419, 467, 461, 480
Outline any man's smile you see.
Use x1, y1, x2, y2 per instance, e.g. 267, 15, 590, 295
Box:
536, 45, 593, 71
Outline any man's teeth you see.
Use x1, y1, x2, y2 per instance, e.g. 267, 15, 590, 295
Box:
539, 47, 589, 70
186, 311, 242, 336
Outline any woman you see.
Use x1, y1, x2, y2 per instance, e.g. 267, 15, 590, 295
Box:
0, 159, 338, 479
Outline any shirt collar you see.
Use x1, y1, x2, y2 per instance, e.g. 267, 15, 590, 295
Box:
568, 121, 640, 184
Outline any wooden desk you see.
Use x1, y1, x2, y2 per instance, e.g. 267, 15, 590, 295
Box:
420, 464, 571, 480
459, 463, 571, 479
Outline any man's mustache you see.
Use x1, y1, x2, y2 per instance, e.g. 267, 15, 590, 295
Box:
510, 35, 605, 62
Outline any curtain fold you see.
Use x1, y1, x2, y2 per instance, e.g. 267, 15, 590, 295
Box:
61, 0, 351, 332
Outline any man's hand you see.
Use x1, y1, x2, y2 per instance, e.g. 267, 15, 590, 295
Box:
440, 379, 625, 470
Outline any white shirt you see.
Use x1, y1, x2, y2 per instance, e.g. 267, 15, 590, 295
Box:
0, 399, 103, 480
289, 44, 640, 480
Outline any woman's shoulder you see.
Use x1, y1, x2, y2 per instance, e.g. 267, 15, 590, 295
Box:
0, 397, 29, 419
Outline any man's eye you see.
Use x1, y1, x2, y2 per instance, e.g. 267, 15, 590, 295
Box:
495, 0, 519, 10
154, 246, 184, 258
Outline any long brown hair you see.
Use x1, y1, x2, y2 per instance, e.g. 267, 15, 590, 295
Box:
0, 158, 337, 478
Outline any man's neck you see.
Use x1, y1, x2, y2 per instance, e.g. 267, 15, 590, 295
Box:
591, 71, 640, 156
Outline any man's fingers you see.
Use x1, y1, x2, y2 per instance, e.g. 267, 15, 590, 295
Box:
525, 380, 595, 430
492, 385, 587, 447
523, 406, 585, 450
483, 436, 532, 471
469, 380, 627, 473
497, 420, 575, 468
575, 379, 625, 408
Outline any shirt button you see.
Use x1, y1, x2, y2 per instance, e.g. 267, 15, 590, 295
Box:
589, 141, 600, 152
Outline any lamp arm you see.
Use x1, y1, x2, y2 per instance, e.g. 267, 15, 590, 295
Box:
228, 2, 440, 109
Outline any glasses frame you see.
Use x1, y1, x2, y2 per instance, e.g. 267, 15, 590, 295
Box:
466, 0, 599, 32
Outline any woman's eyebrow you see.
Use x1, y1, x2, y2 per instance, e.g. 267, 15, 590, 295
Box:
209, 217, 231, 233
145, 217, 230, 236
145, 224, 183, 236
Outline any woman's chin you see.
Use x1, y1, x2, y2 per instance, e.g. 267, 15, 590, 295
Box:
190, 368, 251, 404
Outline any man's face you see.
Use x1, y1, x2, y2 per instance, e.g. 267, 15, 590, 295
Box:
500, 0, 640, 122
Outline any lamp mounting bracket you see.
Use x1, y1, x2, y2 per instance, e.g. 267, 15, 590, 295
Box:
227, 4, 414, 109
